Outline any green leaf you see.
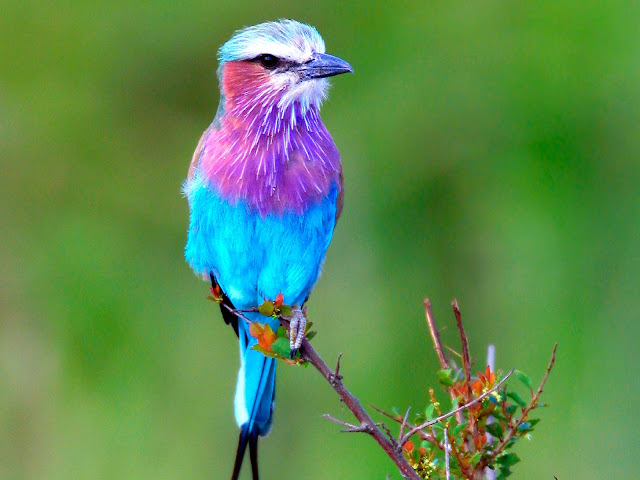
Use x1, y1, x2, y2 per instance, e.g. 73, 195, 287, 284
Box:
528, 418, 541, 427
438, 368, 454, 386
514, 370, 533, 390
485, 422, 503, 438
469, 451, 482, 467
497, 452, 520, 467
492, 411, 508, 422
276, 326, 287, 338
506, 391, 526, 408
503, 437, 517, 449
425, 403, 436, 420
305, 330, 317, 341
258, 302, 275, 317
497, 467, 513, 480
270, 337, 291, 357
505, 404, 518, 416
279, 305, 292, 316
452, 422, 467, 436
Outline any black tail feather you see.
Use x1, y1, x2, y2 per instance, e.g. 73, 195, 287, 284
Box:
231, 426, 249, 480
249, 429, 259, 480
231, 425, 259, 480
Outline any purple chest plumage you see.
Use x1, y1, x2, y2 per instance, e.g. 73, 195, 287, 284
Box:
197, 61, 342, 216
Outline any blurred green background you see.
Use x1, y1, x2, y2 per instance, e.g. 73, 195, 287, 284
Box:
2, 1, 639, 478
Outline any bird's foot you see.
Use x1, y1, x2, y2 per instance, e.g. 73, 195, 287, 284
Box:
289, 307, 306, 358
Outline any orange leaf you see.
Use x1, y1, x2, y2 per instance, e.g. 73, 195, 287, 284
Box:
263, 324, 277, 347
249, 322, 264, 339
472, 379, 483, 396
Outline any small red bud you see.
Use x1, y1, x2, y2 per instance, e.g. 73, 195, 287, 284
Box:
403, 441, 414, 452
274, 293, 284, 308
418, 447, 426, 456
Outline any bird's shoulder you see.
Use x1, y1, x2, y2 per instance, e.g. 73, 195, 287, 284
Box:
188, 123, 216, 180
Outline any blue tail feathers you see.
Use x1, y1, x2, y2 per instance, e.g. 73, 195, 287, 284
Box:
231, 316, 277, 480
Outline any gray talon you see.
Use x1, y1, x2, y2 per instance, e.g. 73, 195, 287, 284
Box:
289, 307, 307, 354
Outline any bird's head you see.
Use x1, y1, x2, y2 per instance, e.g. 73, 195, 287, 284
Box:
216, 19, 353, 117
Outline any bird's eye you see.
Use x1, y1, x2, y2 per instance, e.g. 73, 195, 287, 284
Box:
255, 54, 280, 70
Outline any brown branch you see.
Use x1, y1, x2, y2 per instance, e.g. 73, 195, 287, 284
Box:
452, 299, 471, 391
425, 298, 450, 369
398, 407, 411, 446
331, 352, 343, 386
452, 299, 476, 441
299, 338, 421, 480
379, 422, 397, 444
425, 298, 464, 425
322, 414, 360, 431
488, 344, 557, 460
447, 436, 473, 479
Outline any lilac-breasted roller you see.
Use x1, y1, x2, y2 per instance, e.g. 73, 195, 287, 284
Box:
183, 20, 352, 479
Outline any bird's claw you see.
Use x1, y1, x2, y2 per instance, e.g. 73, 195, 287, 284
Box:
289, 308, 306, 358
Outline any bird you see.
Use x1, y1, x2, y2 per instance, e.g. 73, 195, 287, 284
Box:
183, 19, 352, 480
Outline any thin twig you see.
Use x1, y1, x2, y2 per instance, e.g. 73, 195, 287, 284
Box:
448, 436, 473, 479
425, 298, 450, 369
219, 302, 253, 324
489, 344, 557, 460
398, 407, 411, 447
452, 299, 476, 443
378, 422, 397, 444
372, 406, 442, 448
444, 424, 450, 480
331, 353, 343, 386
399, 369, 514, 446
323, 414, 360, 431
425, 299, 465, 426
484, 345, 497, 480
452, 300, 471, 390
444, 345, 463, 359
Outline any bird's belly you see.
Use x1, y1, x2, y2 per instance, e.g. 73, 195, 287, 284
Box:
185, 177, 338, 309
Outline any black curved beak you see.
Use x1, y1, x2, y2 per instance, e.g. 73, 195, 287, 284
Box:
298, 53, 353, 80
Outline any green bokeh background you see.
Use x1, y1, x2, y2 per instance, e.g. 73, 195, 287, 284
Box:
2, 1, 639, 478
